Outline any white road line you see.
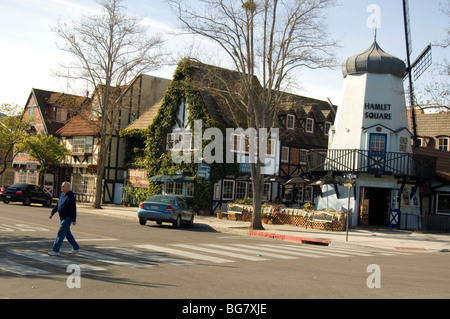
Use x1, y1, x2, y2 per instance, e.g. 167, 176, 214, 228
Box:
257, 244, 353, 257
135, 244, 234, 264
0, 238, 118, 245
218, 244, 298, 259
271, 244, 374, 257
78, 250, 153, 268
282, 244, 413, 256
242, 244, 327, 258
98, 246, 193, 265
9, 250, 105, 272
171, 244, 269, 261
0, 259, 50, 276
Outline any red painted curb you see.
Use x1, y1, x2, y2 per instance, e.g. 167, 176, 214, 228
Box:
248, 230, 331, 245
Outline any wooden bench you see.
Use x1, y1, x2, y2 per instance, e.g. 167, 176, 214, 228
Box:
306, 212, 335, 231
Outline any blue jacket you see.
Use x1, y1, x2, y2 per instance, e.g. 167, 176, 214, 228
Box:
51, 190, 77, 222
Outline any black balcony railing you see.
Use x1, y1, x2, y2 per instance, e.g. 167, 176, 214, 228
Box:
307, 149, 437, 179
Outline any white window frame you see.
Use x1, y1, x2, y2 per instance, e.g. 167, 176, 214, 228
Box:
281, 146, 289, 163
287, 114, 295, 129
306, 118, 314, 133
262, 183, 271, 202
185, 183, 194, 198
399, 136, 409, 153
299, 149, 308, 164
166, 131, 192, 151
222, 180, 235, 200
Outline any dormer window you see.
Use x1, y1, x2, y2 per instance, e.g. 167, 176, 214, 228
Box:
286, 114, 295, 129
306, 118, 314, 133
438, 137, 449, 151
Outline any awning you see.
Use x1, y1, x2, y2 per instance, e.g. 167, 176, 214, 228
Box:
285, 176, 306, 184
148, 174, 194, 183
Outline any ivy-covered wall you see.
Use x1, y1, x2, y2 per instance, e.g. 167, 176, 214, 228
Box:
123, 58, 239, 211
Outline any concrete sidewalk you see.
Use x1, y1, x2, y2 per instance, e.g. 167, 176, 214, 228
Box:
77, 203, 450, 253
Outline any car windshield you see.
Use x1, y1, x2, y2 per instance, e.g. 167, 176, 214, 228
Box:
147, 195, 175, 205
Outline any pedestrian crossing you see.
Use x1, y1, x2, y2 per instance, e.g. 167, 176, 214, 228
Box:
0, 242, 414, 276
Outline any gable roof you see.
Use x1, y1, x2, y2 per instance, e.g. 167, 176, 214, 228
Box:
56, 111, 101, 136
125, 99, 162, 130
26, 88, 91, 136
125, 58, 336, 152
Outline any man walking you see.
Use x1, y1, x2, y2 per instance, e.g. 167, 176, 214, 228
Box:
48, 181, 80, 256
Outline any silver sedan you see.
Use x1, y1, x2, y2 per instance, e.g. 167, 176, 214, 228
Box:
137, 195, 194, 228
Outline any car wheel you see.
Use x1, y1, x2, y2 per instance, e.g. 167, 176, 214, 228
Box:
22, 197, 31, 206
3, 200, 10, 204
186, 214, 194, 228
173, 215, 181, 228
139, 218, 147, 225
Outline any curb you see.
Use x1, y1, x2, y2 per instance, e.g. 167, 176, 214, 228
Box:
248, 230, 331, 245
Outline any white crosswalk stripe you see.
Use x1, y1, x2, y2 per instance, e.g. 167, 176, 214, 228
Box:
97, 246, 194, 265
135, 244, 234, 263
203, 244, 300, 259
0, 242, 416, 276
10, 249, 106, 272
171, 244, 269, 261
0, 258, 50, 276
78, 250, 152, 268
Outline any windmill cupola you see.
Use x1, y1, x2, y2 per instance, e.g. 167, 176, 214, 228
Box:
342, 40, 406, 78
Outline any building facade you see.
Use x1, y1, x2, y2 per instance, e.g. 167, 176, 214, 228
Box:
308, 40, 437, 229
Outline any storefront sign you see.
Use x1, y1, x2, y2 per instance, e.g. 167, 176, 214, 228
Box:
364, 103, 392, 120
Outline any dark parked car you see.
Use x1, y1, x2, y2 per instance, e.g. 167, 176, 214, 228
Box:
138, 195, 194, 228
0, 183, 53, 207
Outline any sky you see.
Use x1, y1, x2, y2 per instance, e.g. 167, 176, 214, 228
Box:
0, 0, 448, 109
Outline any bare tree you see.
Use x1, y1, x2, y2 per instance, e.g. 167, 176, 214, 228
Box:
53, 0, 165, 208
168, 0, 337, 229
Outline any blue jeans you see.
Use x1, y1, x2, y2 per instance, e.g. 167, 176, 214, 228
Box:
52, 217, 79, 253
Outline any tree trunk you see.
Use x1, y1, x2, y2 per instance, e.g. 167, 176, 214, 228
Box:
249, 162, 264, 230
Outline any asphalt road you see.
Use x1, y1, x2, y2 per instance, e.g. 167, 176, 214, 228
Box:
1, 202, 449, 304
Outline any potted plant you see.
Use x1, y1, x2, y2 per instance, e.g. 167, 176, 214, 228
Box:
261, 210, 272, 224
216, 207, 223, 219
303, 202, 313, 211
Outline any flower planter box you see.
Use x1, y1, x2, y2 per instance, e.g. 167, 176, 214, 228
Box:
226, 203, 346, 231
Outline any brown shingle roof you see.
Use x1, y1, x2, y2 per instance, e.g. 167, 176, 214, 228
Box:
414, 112, 450, 137
56, 111, 101, 136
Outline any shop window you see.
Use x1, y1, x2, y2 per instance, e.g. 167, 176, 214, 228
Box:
304, 186, 313, 202
262, 183, 271, 201
186, 183, 194, 198
437, 194, 450, 215
222, 180, 235, 200
235, 181, 248, 200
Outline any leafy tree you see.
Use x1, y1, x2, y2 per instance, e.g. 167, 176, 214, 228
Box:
0, 103, 34, 179
20, 134, 70, 187
168, 0, 337, 229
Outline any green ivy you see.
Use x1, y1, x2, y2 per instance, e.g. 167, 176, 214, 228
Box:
123, 58, 239, 211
